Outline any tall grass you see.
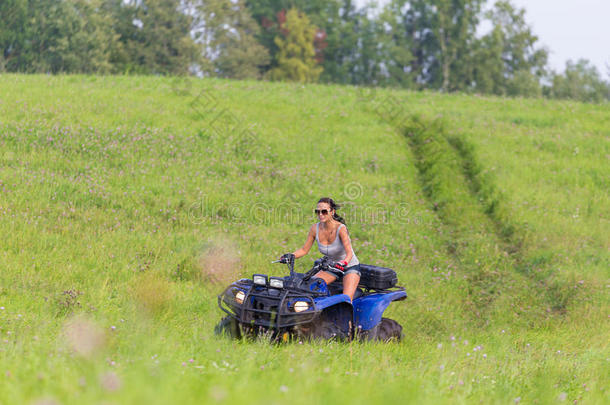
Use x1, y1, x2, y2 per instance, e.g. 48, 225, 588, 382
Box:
0, 75, 607, 404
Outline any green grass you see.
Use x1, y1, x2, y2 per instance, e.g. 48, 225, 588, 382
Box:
0, 75, 608, 404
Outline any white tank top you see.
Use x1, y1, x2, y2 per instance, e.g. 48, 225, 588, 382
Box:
315, 223, 359, 267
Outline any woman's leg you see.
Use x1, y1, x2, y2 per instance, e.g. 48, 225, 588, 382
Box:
313, 271, 338, 285
342, 273, 360, 301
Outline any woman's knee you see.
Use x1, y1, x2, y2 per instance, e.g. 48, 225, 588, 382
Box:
343, 272, 360, 285
314, 271, 337, 284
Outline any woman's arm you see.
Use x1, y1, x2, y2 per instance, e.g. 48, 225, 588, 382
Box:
338, 226, 354, 264
292, 224, 317, 259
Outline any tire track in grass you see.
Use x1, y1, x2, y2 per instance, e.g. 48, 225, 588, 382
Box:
356, 90, 574, 320
401, 114, 574, 318
401, 115, 532, 321
445, 134, 577, 313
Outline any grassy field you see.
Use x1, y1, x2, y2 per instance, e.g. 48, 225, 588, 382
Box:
0, 75, 608, 404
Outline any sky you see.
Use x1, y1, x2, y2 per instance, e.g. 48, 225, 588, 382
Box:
356, 0, 610, 76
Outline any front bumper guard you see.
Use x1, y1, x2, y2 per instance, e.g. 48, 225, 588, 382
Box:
218, 283, 320, 329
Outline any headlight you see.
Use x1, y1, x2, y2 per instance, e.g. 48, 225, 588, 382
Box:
293, 301, 310, 313
269, 277, 284, 289
253, 274, 267, 286
235, 290, 245, 304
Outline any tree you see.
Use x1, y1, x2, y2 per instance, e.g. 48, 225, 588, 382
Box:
547, 59, 610, 103
190, 0, 269, 79
214, 1, 270, 79
245, 0, 352, 83
0, 0, 27, 71
349, 7, 386, 86
7, 0, 118, 73
377, 0, 418, 88
472, 0, 547, 97
111, 0, 200, 75
429, 0, 484, 91
268, 8, 322, 82
381, 0, 483, 91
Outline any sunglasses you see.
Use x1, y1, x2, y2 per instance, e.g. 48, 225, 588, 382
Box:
314, 209, 330, 215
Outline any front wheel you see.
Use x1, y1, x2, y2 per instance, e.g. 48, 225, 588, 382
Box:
214, 316, 241, 339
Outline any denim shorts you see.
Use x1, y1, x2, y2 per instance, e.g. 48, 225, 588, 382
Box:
327, 263, 361, 280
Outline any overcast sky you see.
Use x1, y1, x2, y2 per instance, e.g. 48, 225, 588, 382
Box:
356, 0, 610, 76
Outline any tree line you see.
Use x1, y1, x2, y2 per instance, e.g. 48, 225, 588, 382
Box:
1, 0, 608, 102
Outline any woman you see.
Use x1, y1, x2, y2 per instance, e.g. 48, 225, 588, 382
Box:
281, 197, 361, 300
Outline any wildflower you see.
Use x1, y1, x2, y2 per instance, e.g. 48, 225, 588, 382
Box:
279, 385, 289, 392
110, 326, 116, 331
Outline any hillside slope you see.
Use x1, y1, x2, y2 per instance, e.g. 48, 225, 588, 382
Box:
0, 75, 608, 404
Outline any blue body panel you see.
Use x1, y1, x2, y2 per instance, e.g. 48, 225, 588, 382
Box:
353, 291, 407, 330
314, 294, 352, 310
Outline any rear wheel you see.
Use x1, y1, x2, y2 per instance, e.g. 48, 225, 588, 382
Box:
360, 318, 402, 342
296, 318, 348, 341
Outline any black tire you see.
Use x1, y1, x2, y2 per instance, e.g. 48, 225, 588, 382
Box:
298, 318, 348, 341
360, 318, 402, 342
214, 316, 241, 339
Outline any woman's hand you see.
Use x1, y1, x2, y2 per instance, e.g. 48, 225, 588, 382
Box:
279, 253, 295, 264
333, 260, 348, 271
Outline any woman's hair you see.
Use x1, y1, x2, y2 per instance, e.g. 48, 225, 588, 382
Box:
318, 197, 346, 225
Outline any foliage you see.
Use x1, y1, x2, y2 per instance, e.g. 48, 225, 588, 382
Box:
0, 0, 27, 72
382, 0, 484, 91
546, 59, 610, 103
471, 0, 547, 97
267, 8, 322, 82
110, 0, 200, 75
376, 2, 416, 88
2, 0, 116, 73
191, 0, 270, 79
1, 1, 609, 97
244, 0, 336, 77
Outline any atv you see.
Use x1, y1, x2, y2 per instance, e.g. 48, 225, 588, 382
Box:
215, 255, 406, 342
